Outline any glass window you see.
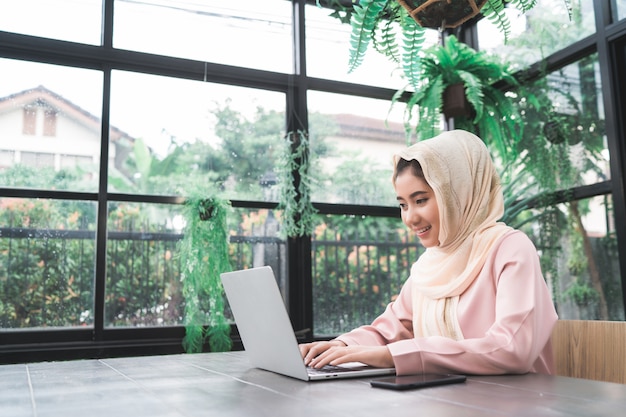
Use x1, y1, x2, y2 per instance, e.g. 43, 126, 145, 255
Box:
477, 0, 596, 70
113, 0, 293, 73
106, 204, 286, 328
106, 201, 183, 327
0, 0, 102, 45
523, 196, 623, 321
308, 91, 410, 206
305, 3, 439, 89
0, 58, 103, 192
615, 0, 626, 22
516, 53, 608, 191
312, 214, 421, 336
0, 198, 97, 329
109, 70, 286, 201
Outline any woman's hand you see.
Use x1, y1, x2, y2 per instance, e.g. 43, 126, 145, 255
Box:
300, 341, 394, 369
300, 340, 346, 366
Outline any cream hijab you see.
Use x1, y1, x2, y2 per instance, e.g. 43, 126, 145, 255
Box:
393, 130, 512, 340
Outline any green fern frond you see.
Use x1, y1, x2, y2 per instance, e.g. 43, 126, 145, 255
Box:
482, 0, 512, 43
509, 0, 538, 13
373, 18, 400, 64
477, 111, 511, 161
456, 70, 484, 122
348, 0, 388, 72
400, 12, 425, 89
412, 77, 443, 141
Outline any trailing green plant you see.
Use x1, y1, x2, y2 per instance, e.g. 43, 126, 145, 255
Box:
276, 130, 318, 238
179, 196, 232, 353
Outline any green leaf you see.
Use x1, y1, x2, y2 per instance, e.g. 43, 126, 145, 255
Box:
348, 0, 388, 73
400, 11, 425, 89
482, 0, 512, 43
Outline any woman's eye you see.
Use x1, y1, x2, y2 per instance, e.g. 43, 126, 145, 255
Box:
416, 198, 428, 205
399, 203, 407, 210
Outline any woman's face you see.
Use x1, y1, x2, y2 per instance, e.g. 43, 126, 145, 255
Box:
395, 169, 440, 248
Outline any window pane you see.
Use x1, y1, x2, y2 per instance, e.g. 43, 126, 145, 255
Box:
616, 0, 626, 22
477, 0, 595, 69
109, 70, 285, 201
308, 91, 408, 205
306, 4, 439, 89
312, 214, 421, 336
0, 198, 96, 329
106, 204, 286, 327
518, 53, 608, 191
0, 59, 103, 192
113, 0, 292, 73
523, 196, 624, 321
0, 0, 102, 45
106, 202, 183, 327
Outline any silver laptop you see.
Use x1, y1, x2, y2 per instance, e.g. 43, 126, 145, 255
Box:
220, 266, 396, 381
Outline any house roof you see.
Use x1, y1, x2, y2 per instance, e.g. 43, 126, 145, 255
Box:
331, 113, 408, 143
0, 85, 132, 143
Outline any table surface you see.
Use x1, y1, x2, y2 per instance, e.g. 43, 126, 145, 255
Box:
2, 351, 625, 417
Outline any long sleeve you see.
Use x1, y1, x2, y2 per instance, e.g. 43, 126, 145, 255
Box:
336, 231, 557, 376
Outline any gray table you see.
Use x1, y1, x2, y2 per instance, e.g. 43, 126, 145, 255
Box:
2, 351, 625, 417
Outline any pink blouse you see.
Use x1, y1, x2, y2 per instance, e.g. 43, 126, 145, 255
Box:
336, 230, 558, 376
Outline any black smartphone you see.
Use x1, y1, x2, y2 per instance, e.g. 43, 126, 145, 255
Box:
370, 373, 466, 390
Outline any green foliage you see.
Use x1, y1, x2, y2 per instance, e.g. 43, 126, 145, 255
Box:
312, 214, 423, 334
276, 130, 318, 238
179, 196, 232, 353
347, 1, 427, 89
564, 279, 598, 307
0, 199, 95, 327
482, 0, 513, 42
400, 35, 521, 162
348, 0, 389, 72
319, 156, 397, 206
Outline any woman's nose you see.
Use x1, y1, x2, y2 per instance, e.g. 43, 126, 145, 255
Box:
405, 206, 419, 224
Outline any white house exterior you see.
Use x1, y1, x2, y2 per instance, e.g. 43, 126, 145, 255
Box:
0, 85, 133, 181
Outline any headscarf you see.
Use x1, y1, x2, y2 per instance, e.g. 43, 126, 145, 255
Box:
392, 130, 512, 340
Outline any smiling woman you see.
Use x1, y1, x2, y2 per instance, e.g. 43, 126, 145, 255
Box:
301, 130, 558, 377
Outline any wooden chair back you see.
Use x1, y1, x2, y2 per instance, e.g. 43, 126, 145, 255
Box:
552, 319, 626, 384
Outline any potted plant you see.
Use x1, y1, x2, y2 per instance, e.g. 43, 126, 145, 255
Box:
398, 34, 521, 161
179, 196, 233, 353
343, 0, 569, 89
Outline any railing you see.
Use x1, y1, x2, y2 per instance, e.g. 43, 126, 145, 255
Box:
0, 225, 421, 334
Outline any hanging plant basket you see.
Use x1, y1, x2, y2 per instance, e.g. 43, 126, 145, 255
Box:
442, 82, 474, 120
179, 196, 233, 354
397, 0, 489, 29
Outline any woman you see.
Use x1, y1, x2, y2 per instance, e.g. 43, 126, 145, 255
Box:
300, 130, 558, 376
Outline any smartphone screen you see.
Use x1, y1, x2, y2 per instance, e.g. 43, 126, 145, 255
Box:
370, 373, 466, 390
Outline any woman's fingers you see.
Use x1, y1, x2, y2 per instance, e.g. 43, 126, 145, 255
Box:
308, 346, 394, 369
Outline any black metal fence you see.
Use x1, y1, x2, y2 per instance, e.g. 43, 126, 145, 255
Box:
0, 224, 421, 334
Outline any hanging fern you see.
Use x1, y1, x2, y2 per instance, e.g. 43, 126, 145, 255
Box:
400, 7, 426, 89
372, 14, 401, 65
276, 130, 318, 238
482, 0, 513, 42
400, 35, 523, 163
348, 0, 389, 72
180, 196, 232, 353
